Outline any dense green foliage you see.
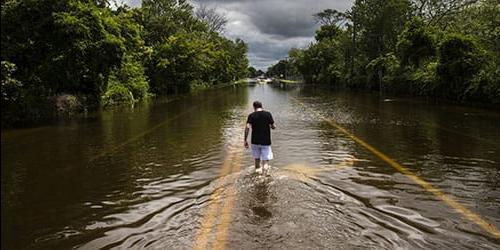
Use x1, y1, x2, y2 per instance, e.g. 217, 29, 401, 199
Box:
1, 0, 248, 125
279, 0, 499, 104
248, 66, 264, 78
266, 60, 294, 79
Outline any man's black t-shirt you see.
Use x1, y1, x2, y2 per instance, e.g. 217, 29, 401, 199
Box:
247, 110, 274, 145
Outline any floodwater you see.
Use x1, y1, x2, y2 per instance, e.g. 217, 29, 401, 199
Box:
1, 84, 499, 249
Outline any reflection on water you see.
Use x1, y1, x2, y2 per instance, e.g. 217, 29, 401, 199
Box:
1, 84, 499, 249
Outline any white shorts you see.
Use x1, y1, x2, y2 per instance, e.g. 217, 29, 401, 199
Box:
251, 144, 274, 161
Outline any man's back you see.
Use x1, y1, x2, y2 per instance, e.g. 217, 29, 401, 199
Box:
247, 110, 274, 146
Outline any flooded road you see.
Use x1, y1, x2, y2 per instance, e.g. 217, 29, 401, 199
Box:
2, 84, 499, 249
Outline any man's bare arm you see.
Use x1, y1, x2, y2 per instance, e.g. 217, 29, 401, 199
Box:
244, 123, 251, 148
270, 123, 276, 129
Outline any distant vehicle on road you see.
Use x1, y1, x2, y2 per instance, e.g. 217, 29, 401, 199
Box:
257, 75, 272, 84
247, 78, 258, 84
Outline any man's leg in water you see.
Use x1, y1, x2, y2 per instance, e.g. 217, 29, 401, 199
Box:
254, 158, 261, 169
251, 144, 262, 172
260, 146, 272, 175
262, 160, 270, 175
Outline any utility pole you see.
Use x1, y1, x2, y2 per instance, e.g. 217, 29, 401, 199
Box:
284, 56, 289, 80
349, 12, 356, 85
378, 69, 383, 98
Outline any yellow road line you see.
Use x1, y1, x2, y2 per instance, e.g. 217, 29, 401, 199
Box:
281, 158, 357, 182
309, 92, 498, 145
193, 153, 235, 249
213, 150, 243, 249
194, 142, 245, 249
291, 96, 500, 239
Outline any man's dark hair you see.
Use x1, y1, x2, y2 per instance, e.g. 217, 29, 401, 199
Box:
253, 101, 263, 109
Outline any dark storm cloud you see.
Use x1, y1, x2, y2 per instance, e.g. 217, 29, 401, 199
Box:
125, 0, 354, 69
225, 0, 319, 38
195, 0, 351, 38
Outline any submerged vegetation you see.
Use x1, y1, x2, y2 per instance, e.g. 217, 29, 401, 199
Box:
270, 0, 499, 104
1, 0, 249, 126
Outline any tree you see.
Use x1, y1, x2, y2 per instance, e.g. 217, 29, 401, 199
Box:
437, 34, 485, 99
247, 66, 258, 78
412, 0, 478, 27
148, 32, 248, 94
149, 32, 209, 94
396, 18, 436, 67
366, 53, 400, 91
195, 4, 228, 33
315, 25, 342, 42
446, 0, 499, 54
1, 0, 127, 99
313, 9, 347, 26
287, 0, 498, 103
292, 38, 344, 85
267, 60, 289, 78
141, 0, 205, 45
353, 0, 412, 60
1, 61, 22, 104
142, 0, 248, 94
1, 0, 250, 125
230, 39, 250, 81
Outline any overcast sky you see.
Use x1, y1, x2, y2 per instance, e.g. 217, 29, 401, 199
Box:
124, 0, 353, 70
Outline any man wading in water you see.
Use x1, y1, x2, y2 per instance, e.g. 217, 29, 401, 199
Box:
244, 101, 276, 175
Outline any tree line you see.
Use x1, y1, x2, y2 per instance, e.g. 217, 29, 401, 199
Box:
271, 0, 499, 104
1, 0, 249, 126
